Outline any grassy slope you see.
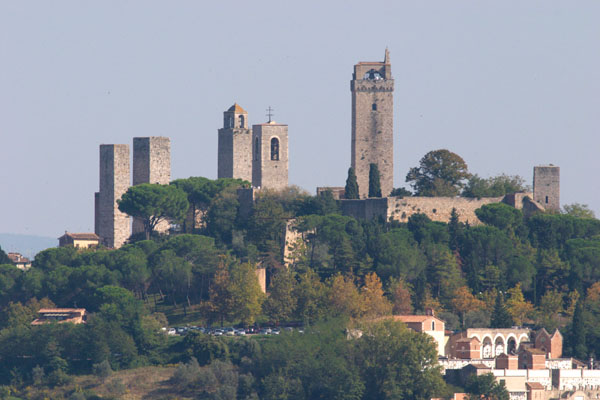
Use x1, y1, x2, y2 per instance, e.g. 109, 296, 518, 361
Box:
21, 366, 188, 400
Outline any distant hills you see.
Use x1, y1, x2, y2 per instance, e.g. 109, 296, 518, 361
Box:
0, 233, 56, 259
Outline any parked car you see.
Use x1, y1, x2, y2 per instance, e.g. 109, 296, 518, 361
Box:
167, 328, 176, 336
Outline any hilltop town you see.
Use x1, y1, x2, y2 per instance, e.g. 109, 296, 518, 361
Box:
0, 50, 599, 400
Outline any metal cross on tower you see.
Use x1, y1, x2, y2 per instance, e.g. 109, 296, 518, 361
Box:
266, 106, 274, 123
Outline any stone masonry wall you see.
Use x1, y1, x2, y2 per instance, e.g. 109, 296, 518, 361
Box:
252, 123, 288, 190
97, 144, 130, 248
388, 196, 505, 225
218, 128, 252, 182
132, 137, 171, 234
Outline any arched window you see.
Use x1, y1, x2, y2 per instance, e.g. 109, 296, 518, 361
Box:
545, 196, 549, 204
271, 138, 279, 161
363, 69, 383, 80
227, 116, 234, 128
239, 115, 245, 128
372, 103, 377, 111
254, 137, 259, 161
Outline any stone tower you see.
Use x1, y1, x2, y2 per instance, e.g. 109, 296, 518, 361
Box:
351, 49, 394, 198
252, 120, 288, 190
218, 103, 252, 182
533, 165, 560, 212
95, 144, 130, 248
132, 137, 171, 234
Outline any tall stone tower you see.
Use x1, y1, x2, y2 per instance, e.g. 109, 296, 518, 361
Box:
132, 137, 171, 234
95, 144, 130, 248
218, 103, 252, 182
351, 49, 394, 198
252, 120, 288, 190
533, 165, 560, 211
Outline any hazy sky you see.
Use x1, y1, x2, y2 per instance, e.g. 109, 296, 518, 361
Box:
1, 1, 599, 238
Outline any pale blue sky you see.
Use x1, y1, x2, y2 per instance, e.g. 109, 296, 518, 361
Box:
1, 1, 599, 238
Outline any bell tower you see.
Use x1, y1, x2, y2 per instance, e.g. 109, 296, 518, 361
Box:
218, 103, 252, 182
351, 49, 394, 198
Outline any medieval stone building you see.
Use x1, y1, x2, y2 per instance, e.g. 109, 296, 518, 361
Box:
217, 104, 288, 190
95, 144, 130, 248
533, 165, 560, 212
95, 137, 171, 248
351, 49, 394, 198
132, 136, 171, 234
218, 103, 252, 182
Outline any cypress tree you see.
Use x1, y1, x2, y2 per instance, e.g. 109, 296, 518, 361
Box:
368, 163, 382, 198
344, 167, 359, 199
570, 298, 587, 360
490, 291, 514, 328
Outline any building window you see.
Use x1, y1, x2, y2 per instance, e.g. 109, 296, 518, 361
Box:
372, 103, 377, 111
254, 137, 259, 161
239, 115, 245, 128
271, 138, 279, 161
227, 116, 234, 128
545, 196, 549, 204
431, 321, 435, 331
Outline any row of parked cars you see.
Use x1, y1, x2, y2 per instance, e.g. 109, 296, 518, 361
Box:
164, 326, 301, 336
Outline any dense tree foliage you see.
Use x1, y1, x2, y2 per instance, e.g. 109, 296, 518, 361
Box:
406, 149, 471, 196
2, 173, 600, 397
118, 183, 189, 240
463, 174, 528, 198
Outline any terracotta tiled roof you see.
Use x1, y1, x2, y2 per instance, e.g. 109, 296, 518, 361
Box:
227, 103, 247, 113
526, 382, 545, 389
60, 232, 99, 240
390, 315, 441, 323
7, 253, 30, 263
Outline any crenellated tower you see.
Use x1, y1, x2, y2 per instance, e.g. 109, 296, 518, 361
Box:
351, 49, 394, 198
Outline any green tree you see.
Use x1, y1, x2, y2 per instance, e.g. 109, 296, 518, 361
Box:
368, 163, 382, 198
465, 373, 509, 400
463, 174, 528, 198
475, 203, 523, 231
264, 268, 297, 325
390, 187, 412, 197
563, 203, 596, 219
118, 183, 189, 240
406, 149, 471, 196
0, 246, 10, 265
570, 298, 586, 359
208, 261, 235, 326
229, 263, 265, 326
171, 176, 248, 232
355, 320, 445, 400
490, 292, 513, 328
345, 167, 359, 199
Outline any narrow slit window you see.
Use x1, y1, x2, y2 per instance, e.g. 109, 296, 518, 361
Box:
254, 137, 259, 161
545, 196, 549, 204
372, 103, 377, 111
271, 138, 280, 161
